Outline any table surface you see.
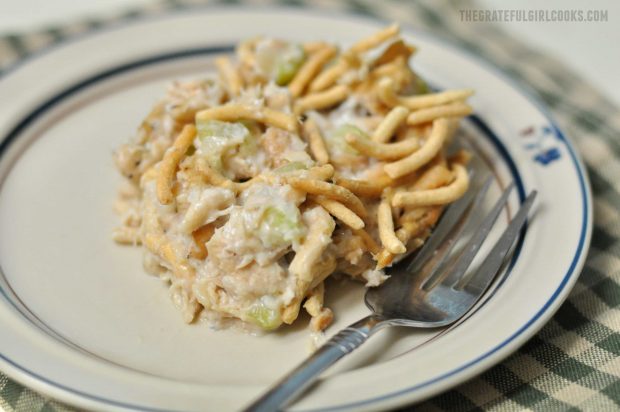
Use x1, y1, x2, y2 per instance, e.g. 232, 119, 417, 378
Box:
1, 0, 619, 106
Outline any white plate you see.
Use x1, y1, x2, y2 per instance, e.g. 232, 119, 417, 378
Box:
0, 8, 592, 412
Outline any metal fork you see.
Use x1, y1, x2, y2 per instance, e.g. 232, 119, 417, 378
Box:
245, 180, 537, 412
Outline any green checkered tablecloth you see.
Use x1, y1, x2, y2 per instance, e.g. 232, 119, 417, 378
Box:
1, 0, 618, 410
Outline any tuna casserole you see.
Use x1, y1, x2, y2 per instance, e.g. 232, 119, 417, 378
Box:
113, 24, 473, 332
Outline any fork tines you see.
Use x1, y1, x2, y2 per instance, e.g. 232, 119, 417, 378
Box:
412, 179, 537, 293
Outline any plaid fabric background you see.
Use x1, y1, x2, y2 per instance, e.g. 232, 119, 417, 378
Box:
0, 0, 618, 410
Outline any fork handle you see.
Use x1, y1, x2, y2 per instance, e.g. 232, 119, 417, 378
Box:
243, 315, 382, 412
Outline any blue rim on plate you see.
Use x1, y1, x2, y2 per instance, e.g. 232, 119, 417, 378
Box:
0, 8, 592, 411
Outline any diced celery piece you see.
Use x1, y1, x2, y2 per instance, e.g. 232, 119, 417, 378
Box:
326, 123, 367, 155
332, 124, 367, 140
247, 303, 282, 330
195, 119, 251, 171
274, 45, 306, 86
258, 205, 305, 248
255, 40, 306, 86
197, 119, 249, 140
238, 120, 260, 157
416, 76, 429, 94
273, 161, 308, 174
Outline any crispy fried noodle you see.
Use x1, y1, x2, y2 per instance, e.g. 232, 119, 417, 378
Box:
113, 25, 473, 332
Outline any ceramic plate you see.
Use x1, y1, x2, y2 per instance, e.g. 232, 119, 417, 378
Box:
0, 8, 592, 412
